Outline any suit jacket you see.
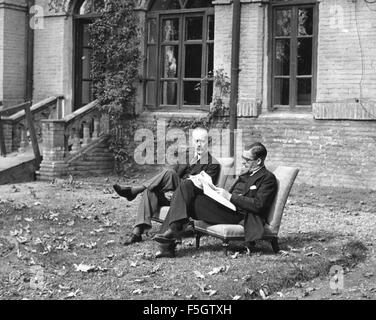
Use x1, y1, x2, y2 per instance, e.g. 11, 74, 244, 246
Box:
229, 167, 277, 242
172, 151, 220, 185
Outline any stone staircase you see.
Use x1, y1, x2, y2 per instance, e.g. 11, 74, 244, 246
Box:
66, 136, 114, 176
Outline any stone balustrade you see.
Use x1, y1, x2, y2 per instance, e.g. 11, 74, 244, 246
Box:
39, 100, 110, 178
0, 96, 64, 155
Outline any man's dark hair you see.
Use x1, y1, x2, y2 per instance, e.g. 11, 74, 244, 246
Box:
245, 142, 267, 161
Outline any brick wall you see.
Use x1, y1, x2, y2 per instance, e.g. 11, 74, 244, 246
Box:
238, 116, 376, 190
0, 1, 27, 107
33, 0, 73, 113
316, 0, 376, 103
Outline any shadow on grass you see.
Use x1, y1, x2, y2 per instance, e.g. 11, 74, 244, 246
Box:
171, 231, 368, 299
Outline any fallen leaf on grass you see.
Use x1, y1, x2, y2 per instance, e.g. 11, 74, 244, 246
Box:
206, 289, 217, 297
10, 229, 23, 237
134, 278, 147, 284
244, 288, 256, 297
65, 289, 80, 299
16, 236, 29, 244
66, 220, 75, 227
257, 270, 267, 275
276, 292, 285, 298
305, 252, 321, 257
105, 240, 115, 246
259, 289, 268, 300
34, 202, 42, 206
194, 270, 205, 279
230, 252, 240, 259
132, 289, 143, 295
172, 289, 181, 296
208, 266, 225, 276
74, 263, 96, 273
130, 261, 138, 267
24, 217, 34, 223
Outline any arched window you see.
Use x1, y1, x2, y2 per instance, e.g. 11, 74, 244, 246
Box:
73, 0, 103, 109
145, 0, 214, 110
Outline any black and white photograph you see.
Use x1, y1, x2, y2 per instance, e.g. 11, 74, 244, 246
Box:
0, 0, 375, 307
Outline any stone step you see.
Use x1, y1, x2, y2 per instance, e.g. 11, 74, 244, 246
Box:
68, 164, 114, 171
71, 155, 114, 162
67, 169, 114, 176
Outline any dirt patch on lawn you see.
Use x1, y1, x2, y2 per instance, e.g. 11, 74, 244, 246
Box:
0, 166, 375, 300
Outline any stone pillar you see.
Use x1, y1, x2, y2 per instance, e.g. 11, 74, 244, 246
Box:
70, 128, 81, 154
92, 117, 100, 139
82, 122, 91, 147
2, 120, 13, 153
39, 119, 68, 179
18, 126, 28, 153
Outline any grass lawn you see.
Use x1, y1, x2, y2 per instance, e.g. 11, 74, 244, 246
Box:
0, 165, 375, 300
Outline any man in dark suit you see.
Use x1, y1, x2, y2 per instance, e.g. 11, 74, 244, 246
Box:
154, 142, 277, 258
113, 127, 220, 245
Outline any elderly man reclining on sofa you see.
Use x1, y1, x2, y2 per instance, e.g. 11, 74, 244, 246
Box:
153, 142, 278, 258
113, 127, 220, 245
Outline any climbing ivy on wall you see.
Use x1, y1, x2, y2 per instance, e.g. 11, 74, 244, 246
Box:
48, 0, 142, 172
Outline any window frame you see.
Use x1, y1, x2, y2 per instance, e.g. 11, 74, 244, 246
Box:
72, 0, 101, 110
268, 0, 318, 111
144, 4, 214, 111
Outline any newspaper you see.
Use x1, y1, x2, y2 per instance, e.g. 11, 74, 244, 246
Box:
188, 171, 236, 211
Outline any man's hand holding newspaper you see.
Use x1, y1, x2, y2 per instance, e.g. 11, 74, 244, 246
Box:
188, 172, 236, 211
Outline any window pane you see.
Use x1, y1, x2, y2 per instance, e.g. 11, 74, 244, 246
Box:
161, 81, 177, 105
275, 9, 291, 36
162, 19, 179, 41
146, 81, 156, 105
207, 43, 213, 74
82, 48, 92, 79
82, 81, 93, 105
186, 0, 213, 8
275, 39, 290, 76
274, 78, 289, 105
83, 24, 90, 46
297, 38, 312, 75
206, 80, 213, 105
183, 81, 201, 105
147, 45, 157, 78
186, 17, 203, 40
298, 8, 313, 36
148, 19, 157, 43
151, 0, 180, 11
208, 15, 214, 40
185, 44, 202, 78
297, 78, 311, 105
162, 46, 178, 78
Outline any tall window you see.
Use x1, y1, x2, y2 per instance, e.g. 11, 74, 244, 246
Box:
145, 0, 214, 110
73, 0, 102, 109
271, 3, 317, 109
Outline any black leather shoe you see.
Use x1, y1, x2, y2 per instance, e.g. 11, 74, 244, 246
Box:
113, 185, 137, 201
121, 234, 142, 246
153, 228, 179, 244
155, 243, 176, 258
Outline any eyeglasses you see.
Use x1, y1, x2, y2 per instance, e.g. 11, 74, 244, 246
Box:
242, 155, 258, 163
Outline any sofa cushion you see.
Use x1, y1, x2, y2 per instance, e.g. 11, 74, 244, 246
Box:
194, 220, 245, 239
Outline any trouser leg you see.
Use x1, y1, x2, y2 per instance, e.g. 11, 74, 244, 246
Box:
191, 194, 243, 224
133, 169, 181, 231
142, 168, 180, 192
160, 179, 202, 232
